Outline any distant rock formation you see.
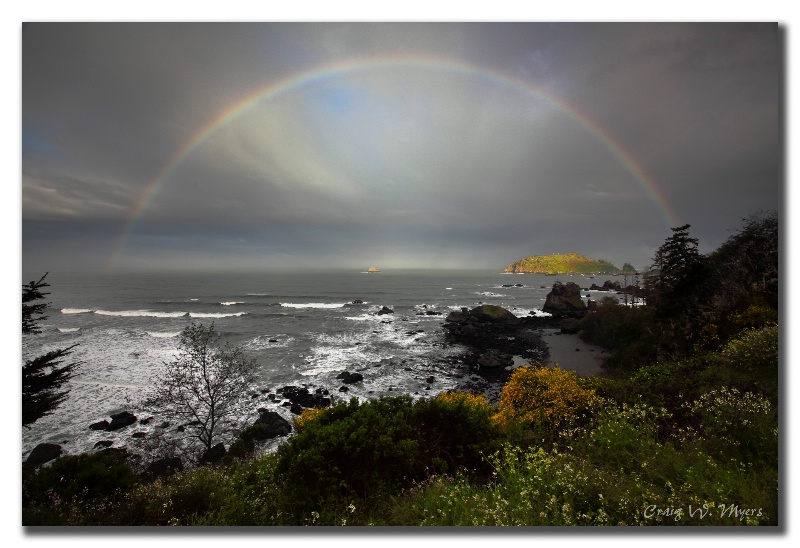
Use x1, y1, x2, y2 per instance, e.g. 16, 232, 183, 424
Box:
503, 252, 618, 274
542, 282, 587, 318
367, 266, 381, 273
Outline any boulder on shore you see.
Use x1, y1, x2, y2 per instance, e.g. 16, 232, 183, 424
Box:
200, 443, 226, 464
25, 443, 63, 468
253, 410, 292, 438
542, 282, 587, 318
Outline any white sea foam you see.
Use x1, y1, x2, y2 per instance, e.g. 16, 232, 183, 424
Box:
220, 301, 245, 306
189, 312, 247, 318
146, 331, 181, 338
475, 291, 507, 298
57, 327, 80, 333
280, 302, 345, 309
94, 309, 189, 318
61, 308, 94, 314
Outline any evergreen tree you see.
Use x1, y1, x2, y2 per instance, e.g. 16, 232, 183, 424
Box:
646, 224, 710, 318
22, 274, 81, 427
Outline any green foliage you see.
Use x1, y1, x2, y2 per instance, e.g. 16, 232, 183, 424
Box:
275, 395, 503, 511
682, 387, 777, 467
504, 252, 618, 274
721, 325, 779, 374
709, 210, 778, 311
23, 450, 137, 510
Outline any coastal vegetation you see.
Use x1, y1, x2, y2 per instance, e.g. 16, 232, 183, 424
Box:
503, 252, 618, 275
21, 212, 778, 526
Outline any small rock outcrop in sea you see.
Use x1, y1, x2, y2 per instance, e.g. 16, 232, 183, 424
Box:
542, 282, 587, 318
25, 443, 62, 468
278, 385, 332, 409
377, 306, 394, 315
107, 411, 137, 431
367, 267, 381, 273
336, 371, 364, 384
89, 420, 110, 431
443, 304, 547, 364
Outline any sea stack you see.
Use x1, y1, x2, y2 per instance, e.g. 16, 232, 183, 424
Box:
367, 266, 381, 273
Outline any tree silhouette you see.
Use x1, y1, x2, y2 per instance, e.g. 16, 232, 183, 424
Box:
143, 323, 258, 461
22, 273, 81, 427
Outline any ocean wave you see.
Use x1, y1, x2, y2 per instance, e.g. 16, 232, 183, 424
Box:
146, 331, 181, 338
280, 303, 346, 309
220, 301, 245, 306
475, 291, 507, 298
57, 327, 80, 333
61, 308, 94, 314
189, 312, 248, 318
95, 309, 189, 318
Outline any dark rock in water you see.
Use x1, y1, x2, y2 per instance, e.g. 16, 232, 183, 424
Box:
542, 282, 587, 318
290, 403, 303, 415
337, 371, 364, 384
200, 443, 226, 464
468, 304, 518, 324
352, 299, 364, 305
132, 432, 147, 438
425, 310, 442, 315
269, 339, 279, 343
89, 420, 110, 431
139, 417, 152, 425
158, 421, 170, 429
378, 306, 394, 315
107, 411, 137, 431
143, 457, 183, 481
477, 349, 514, 368
445, 310, 469, 324
94, 440, 113, 449
426, 376, 435, 384
25, 443, 62, 467
338, 386, 349, 392
253, 410, 292, 438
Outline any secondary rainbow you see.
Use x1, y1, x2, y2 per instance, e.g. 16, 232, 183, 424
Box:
110, 55, 681, 266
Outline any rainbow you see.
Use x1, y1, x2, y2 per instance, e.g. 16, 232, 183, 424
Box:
110, 55, 681, 266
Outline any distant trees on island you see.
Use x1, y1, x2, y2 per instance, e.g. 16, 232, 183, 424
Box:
503, 252, 622, 275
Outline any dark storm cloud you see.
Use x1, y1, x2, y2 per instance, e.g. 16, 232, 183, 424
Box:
21, 22, 782, 272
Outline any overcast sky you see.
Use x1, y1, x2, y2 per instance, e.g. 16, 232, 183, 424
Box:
21, 22, 782, 272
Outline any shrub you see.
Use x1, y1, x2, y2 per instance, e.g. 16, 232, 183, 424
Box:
493, 365, 601, 432
721, 325, 778, 375
23, 449, 137, 507
683, 387, 777, 466
293, 407, 329, 432
275, 395, 503, 513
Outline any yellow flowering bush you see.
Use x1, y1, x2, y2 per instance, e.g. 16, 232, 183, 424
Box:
293, 407, 329, 432
435, 391, 492, 412
493, 364, 601, 430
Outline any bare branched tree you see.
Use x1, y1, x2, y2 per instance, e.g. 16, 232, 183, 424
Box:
143, 323, 258, 461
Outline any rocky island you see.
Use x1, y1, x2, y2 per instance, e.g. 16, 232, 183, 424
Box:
366, 266, 381, 273
503, 252, 618, 274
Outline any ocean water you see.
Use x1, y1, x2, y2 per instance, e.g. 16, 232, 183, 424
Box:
21, 269, 620, 457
